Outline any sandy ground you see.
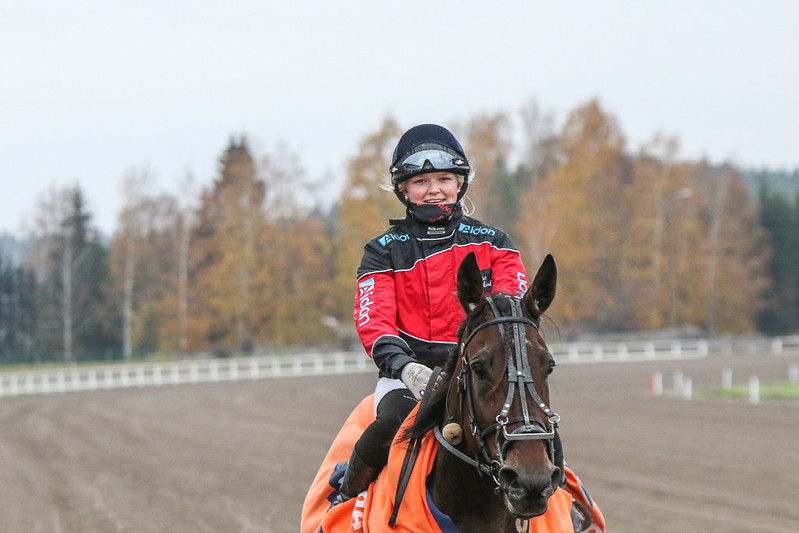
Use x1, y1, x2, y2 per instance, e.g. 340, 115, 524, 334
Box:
1, 352, 797, 533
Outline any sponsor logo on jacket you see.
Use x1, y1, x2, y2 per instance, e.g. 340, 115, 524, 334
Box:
378, 232, 409, 246
517, 271, 528, 295
458, 222, 496, 236
480, 268, 493, 292
357, 277, 375, 327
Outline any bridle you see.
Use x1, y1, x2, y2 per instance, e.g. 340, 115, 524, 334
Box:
434, 296, 561, 488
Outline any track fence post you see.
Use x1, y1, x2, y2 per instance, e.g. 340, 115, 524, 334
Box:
617, 344, 628, 360
592, 345, 603, 362
671, 341, 681, 358
789, 363, 798, 385
721, 367, 732, 389
644, 343, 655, 359
672, 369, 683, 394
771, 338, 783, 354
698, 340, 708, 356
748, 376, 760, 405
681, 377, 692, 401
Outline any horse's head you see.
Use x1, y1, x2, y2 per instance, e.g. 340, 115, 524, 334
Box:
446, 251, 561, 519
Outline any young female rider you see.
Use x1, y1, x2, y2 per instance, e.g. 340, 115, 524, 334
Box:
337, 124, 530, 502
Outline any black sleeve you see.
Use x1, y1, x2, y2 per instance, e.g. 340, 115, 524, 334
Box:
372, 335, 416, 379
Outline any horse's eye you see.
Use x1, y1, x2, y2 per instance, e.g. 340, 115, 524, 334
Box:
546, 360, 556, 376
470, 360, 488, 379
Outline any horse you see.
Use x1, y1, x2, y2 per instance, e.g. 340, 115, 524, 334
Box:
301, 252, 604, 532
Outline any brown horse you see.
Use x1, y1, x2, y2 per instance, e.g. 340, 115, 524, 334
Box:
398, 251, 570, 531
301, 252, 603, 532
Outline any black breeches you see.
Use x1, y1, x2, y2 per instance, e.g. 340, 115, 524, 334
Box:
353, 388, 416, 469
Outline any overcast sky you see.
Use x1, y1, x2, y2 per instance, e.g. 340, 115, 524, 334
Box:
2, 1, 797, 236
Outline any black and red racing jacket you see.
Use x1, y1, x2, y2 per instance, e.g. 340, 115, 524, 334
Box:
354, 213, 528, 379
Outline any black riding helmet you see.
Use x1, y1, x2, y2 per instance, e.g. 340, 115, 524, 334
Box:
390, 124, 471, 207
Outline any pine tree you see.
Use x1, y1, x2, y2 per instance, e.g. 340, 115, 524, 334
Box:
191, 136, 266, 354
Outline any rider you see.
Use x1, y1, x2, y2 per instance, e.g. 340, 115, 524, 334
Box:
337, 123, 529, 502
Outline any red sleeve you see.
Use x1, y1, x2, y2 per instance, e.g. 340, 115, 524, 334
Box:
354, 269, 399, 357
489, 247, 528, 297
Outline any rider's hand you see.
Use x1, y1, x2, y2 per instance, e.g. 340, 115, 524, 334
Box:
400, 362, 433, 401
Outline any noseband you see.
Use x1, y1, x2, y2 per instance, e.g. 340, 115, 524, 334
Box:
434, 296, 561, 487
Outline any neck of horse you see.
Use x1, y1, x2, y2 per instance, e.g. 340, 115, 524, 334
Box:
428, 444, 516, 533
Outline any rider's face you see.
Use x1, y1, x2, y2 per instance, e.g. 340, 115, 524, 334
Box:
402, 172, 461, 205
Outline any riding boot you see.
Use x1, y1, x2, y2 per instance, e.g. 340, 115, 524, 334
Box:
338, 448, 380, 503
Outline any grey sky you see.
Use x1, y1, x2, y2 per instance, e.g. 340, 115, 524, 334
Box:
2, 1, 797, 235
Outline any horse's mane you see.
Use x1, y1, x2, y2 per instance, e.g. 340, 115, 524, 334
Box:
399, 293, 519, 443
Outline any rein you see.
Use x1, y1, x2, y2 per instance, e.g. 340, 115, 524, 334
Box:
437, 296, 561, 487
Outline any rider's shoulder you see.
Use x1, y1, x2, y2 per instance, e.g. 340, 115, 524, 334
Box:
456, 216, 509, 240
368, 224, 412, 249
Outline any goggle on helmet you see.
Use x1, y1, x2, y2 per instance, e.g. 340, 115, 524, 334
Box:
390, 143, 470, 186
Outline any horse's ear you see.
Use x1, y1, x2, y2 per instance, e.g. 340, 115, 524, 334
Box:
457, 252, 484, 312
523, 254, 557, 315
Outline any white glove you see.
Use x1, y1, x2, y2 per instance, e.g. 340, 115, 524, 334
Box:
400, 362, 433, 401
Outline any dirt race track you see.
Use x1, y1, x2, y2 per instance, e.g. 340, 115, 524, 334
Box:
1, 352, 798, 533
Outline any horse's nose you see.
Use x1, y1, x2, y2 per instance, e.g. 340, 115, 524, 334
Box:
498, 464, 560, 501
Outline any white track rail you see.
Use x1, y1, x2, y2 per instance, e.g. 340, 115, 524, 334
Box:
1, 337, 797, 398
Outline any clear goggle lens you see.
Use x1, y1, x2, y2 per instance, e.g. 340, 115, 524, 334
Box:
391, 149, 468, 175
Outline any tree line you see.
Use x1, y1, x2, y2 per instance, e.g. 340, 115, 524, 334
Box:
1, 99, 797, 364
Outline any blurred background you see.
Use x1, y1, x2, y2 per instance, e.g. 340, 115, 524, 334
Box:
2, 1, 798, 364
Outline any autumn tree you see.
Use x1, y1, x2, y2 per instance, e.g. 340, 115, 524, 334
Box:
515, 99, 630, 330
693, 166, 770, 333
191, 136, 266, 353
513, 100, 560, 268
331, 117, 403, 343
629, 138, 705, 330
251, 145, 337, 347
462, 113, 516, 234
110, 172, 183, 356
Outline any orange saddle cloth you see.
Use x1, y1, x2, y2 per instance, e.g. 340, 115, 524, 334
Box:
301, 395, 605, 532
